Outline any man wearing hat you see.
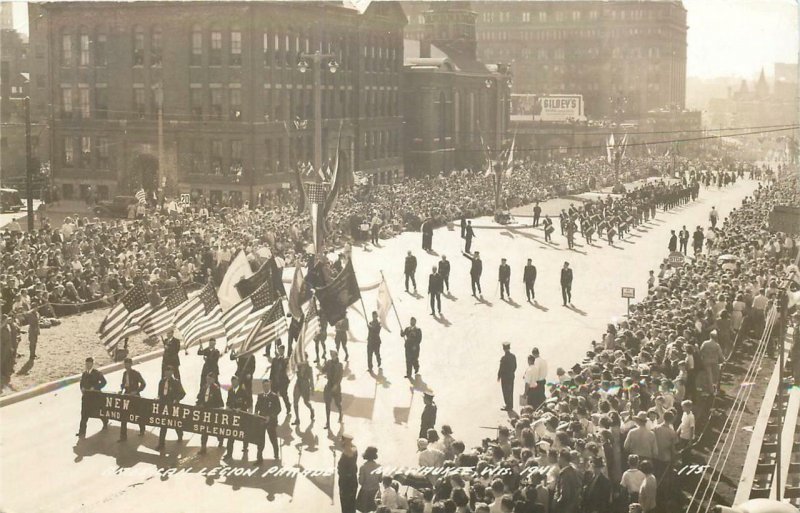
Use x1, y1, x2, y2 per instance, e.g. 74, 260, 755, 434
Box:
419, 392, 437, 439
323, 349, 344, 430
529, 347, 548, 409
498, 258, 511, 300
624, 411, 658, 461
401, 317, 423, 379
196, 371, 224, 453
77, 357, 108, 439
254, 378, 282, 463
338, 433, 359, 513
463, 251, 483, 297
582, 457, 612, 513
497, 342, 517, 411
161, 329, 181, 382
560, 261, 573, 306
197, 339, 221, 388
269, 344, 291, 412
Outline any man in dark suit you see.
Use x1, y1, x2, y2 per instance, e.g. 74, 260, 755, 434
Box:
401, 317, 422, 379
438, 255, 451, 293
77, 357, 108, 439
532, 201, 542, 227
668, 230, 678, 252
679, 225, 690, 255
404, 251, 417, 293
497, 343, 517, 411
196, 372, 224, 453
464, 221, 476, 253
560, 261, 573, 306
554, 451, 582, 513
161, 329, 181, 382
254, 378, 282, 463
231, 350, 256, 392
421, 218, 434, 252
269, 344, 291, 411
197, 338, 221, 387
427, 267, 443, 316
419, 392, 437, 439
523, 259, 537, 302
498, 258, 511, 300
582, 457, 612, 513
118, 357, 146, 441
463, 251, 483, 297
224, 375, 253, 460
156, 366, 185, 452
460, 214, 467, 238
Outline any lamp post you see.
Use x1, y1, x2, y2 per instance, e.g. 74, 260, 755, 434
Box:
154, 84, 165, 195
609, 95, 628, 181
298, 51, 339, 173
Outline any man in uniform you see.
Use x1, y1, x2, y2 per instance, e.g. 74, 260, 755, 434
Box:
532, 201, 542, 227
77, 357, 108, 439
196, 371, 224, 453
224, 374, 253, 460
421, 217, 434, 252
668, 230, 678, 253
498, 258, 511, 300
269, 344, 291, 412
367, 311, 382, 372
118, 357, 146, 441
427, 266, 443, 316
161, 329, 181, 381
156, 365, 185, 452
497, 343, 517, 411
419, 392, 437, 439
401, 317, 422, 379
560, 261, 573, 306
334, 315, 350, 362
404, 251, 417, 293
692, 225, 704, 255
523, 258, 537, 302
323, 349, 344, 429
463, 251, 483, 297
197, 338, 221, 387
438, 255, 451, 293
254, 378, 282, 463
292, 351, 315, 424
464, 221, 476, 253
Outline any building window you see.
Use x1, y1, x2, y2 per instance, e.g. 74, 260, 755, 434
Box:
61, 87, 73, 118
262, 31, 270, 66
190, 87, 203, 120
210, 31, 222, 65
522, 12, 530, 22
95, 34, 107, 66
79, 33, 90, 66
191, 25, 202, 66
133, 27, 145, 66
61, 34, 72, 66
229, 87, 242, 120
95, 86, 108, 119
98, 137, 110, 169
210, 140, 223, 174
151, 29, 163, 66
190, 139, 204, 174
80, 136, 92, 166
230, 30, 242, 66
538, 12, 547, 22
63, 138, 74, 167
79, 87, 90, 118
572, 10, 581, 21
210, 88, 223, 119
230, 140, 243, 175
133, 86, 146, 118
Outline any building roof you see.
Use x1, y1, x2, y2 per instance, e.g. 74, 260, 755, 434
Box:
403, 38, 492, 74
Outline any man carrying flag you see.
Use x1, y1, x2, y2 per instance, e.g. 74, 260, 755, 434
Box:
315, 260, 361, 325
98, 283, 150, 354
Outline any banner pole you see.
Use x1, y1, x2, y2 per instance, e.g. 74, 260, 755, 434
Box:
380, 271, 404, 331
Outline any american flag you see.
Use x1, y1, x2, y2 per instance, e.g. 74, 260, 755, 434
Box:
139, 286, 189, 338
175, 283, 226, 349
135, 188, 147, 204
237, 300, 288, 357
305, 182, 329, 254
290, 299, 320, 372
99, 283, 150, 353
222, 279, 280, 352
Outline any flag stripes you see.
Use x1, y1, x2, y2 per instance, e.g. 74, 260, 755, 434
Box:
238, 300, 288, 357
290, 300, 319, 372
175, 283, 226, 349
140, 286, 189, 338
222, 279, 278, 352
135, 188, 147, 204
99, 283, 150, 353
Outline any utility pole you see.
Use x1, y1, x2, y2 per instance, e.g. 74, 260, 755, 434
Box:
24, 96, 34, 231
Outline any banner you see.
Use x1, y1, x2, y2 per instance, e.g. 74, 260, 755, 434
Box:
511, 94, 585, 122
83, 391, 265, 444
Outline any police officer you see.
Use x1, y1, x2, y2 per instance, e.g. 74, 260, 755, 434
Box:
161, 329, 181, 382
428, 267, 443, 316
269, 344, 291, 412
499, 258, 511, 300
254, 378, 282, 463
523, 259, 537, 302
401, 317, 422, 380
438, 255, 451, 293
197, 338, 221, 387
419, 392, 437, 439
196, 371, 224, 453
77, 357, 107, 439
156, 365, 185, 453
497, 343, 517, 411
463, 251, 483, 297
367, 311, 382, 372
118, 357, 146, 441
224, 374, 252, 461
323, 349, 344, 430
404, 251, 417, 293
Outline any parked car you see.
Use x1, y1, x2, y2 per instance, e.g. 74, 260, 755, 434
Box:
94, 196, 138, 218
0, 188, 24, 213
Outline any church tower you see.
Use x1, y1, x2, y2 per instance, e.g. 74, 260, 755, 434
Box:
420, 2, 477, 60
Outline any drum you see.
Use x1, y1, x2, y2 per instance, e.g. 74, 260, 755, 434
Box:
545, 225, 555, 235
608, 228, 617, 238
585, 226, 595, 237
360, 223, 370, 232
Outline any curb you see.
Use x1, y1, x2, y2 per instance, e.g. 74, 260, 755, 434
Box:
0, 346, 165, 409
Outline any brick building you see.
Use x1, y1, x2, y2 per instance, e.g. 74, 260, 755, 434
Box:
28, 1, 406, 204
1, 12, 31, 182
403, 0, 687, 120
402, 2, 511, 177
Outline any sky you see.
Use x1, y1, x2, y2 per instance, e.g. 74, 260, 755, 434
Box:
9, 0, 800, 80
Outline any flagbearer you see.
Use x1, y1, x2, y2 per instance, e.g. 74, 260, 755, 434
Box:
269, 344, 291, 413
77, 357, 108, 439
161, 329, 181, 382
367, 311, 383, 372
196, 372, 224, 454
255, 378, 281, 464
197, 339, 221, 387
401, 317, 422, 380
118, 358, 146, 442
323, 349, 344, 430
292, 351, 315, 425
230, 349, 256, 393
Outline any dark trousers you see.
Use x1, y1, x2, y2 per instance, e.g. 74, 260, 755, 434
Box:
335, 332, 349, 360
367, 341, 381, 370
501, 378, 514, 410
405, 273, 416, 291
405, 347, 420, 377
500, 279, 510, 299
525, 281, 535, 300
471, 276, 482, 295
680, 240, 688, 254
276, 385, 291, 411
561, 284, 572, 305
324, 387, 342, 423
257, 423, 279, 459
531, 380, 546, 409
226, 436, 248, 457
78, 394, 108, 437
371, 227, 379, 244
465, 236, 473, 253
200, 433, 224, 448
119, 393, 144, 439
430, 292, 441, 314
158, 426, 183, 448
442, 275, 450, 292
340, 480, 358, 513
533, 214, 540, 227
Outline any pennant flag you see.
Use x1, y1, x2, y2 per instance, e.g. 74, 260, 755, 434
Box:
99, 283, 150, 353
504, 134, 516, 177
315, 260, 361, 324
305, 183, 329, 255
219, 250, 254, 311
376, 278, 394, 329
174, 283, 227, 349
238, 300, 288, 357
323, 121, 346, 217
135, 188, 147, 204
288, 266, 311, 319
606, 133, 615, 164
619, 134, 629, 161
222, 279, 281, 351
139, 286, 189, 338
290, 300, 320, 373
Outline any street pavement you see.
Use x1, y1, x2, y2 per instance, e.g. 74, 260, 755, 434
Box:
0, 179, 758, 513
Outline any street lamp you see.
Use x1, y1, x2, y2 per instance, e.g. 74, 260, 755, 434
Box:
297, 51, 338, 173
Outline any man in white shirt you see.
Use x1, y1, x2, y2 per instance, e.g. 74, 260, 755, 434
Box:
527, 347, 548, 409
379, 476, 399, 509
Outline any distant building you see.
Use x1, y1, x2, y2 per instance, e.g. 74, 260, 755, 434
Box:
403, 0, 688, 120
402, 2, 511, 176
28, 1, 406, 204
707, 66, 798, 130
1, 23, 31, 182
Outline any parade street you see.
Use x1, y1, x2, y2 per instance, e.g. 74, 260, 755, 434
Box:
0, 179, 758, 513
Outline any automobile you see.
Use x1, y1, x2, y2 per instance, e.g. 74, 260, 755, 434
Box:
94, 195, 139, 218
0, 188, 24, 213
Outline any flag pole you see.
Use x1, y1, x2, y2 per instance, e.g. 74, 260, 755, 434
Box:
379, 271, 404, 331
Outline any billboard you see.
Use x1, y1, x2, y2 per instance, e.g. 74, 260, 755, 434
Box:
511, 94, 586, 122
